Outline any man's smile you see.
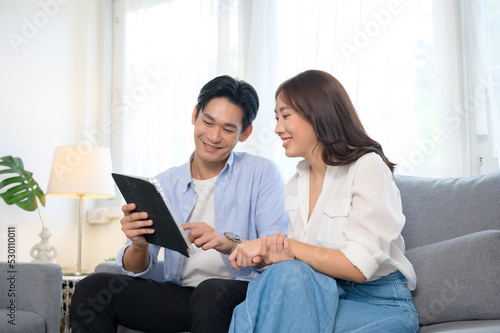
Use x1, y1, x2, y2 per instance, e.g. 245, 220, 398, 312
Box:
202, 140, 226, 151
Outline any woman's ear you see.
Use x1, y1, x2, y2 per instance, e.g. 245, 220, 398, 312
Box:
239, 125, 253, 143
191, 106, 198, 125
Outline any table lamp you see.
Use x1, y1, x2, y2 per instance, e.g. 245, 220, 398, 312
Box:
47, 145, 115, 275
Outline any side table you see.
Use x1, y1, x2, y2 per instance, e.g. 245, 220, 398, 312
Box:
61, 275, 87, 333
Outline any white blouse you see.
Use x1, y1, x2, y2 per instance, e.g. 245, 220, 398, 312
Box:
284, 153, 416, 290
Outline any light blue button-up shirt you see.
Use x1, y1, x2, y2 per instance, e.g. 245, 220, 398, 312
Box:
116, 151, 289, 284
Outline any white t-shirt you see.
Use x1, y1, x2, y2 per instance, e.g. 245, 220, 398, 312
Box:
285, 153, 417, 290
180, 176, 231, 287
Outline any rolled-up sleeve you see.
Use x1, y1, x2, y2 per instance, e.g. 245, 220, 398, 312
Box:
115, 240, 160, 277
340, 155, 405, 280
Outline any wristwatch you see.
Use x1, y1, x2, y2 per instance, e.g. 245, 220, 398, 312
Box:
224, 232, 241, 255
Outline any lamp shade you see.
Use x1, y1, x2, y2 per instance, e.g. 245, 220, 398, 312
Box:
47, 145, 115, 199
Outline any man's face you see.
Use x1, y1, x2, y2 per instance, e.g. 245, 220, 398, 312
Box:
191, 97, 252, 170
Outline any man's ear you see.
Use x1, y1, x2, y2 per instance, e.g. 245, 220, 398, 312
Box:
239, 125, 253, 143
191, 106, 198, 125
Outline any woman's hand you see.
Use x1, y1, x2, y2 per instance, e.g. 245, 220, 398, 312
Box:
259, 232, 295, 265
228, 238, 263, 270
229, 232, 295, 270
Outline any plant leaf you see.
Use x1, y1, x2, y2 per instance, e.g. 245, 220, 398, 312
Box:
33, 187, 46, 206
1, 191, 36, 211
0, 155, 46, 212
0, 176, 23, 188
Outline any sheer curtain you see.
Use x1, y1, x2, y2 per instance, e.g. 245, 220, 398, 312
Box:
112, 0, 240, 177
111, 0, 499, 179
272, 0, 440, 178
462, 0, 500, 175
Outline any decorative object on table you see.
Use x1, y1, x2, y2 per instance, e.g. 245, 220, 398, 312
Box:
47, 145, 115, 276
0, 155, 58, 262
30, 227, 58, 262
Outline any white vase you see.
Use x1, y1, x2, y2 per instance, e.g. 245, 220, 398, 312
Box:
30, 227, 58, 262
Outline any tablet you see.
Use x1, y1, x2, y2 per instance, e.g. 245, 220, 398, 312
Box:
112, 173, 195, 257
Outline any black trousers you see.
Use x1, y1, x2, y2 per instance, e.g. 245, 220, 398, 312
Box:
70, 273, 249, 333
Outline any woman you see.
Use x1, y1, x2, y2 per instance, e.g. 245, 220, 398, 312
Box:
228, 70, 419, 332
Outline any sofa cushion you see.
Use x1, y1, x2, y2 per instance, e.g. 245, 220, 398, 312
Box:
419, 320, 500, 332
405, 230, 500, 326
0, 309, 45, 333
395, 172, 500, 249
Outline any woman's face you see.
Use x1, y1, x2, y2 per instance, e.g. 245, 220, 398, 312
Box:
274, 95, 319, 160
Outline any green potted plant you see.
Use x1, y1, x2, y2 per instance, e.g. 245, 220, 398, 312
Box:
0, 155, 57, 262
0, 155, 46, 222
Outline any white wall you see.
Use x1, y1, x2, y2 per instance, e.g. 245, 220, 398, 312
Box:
0, 0, 125, 272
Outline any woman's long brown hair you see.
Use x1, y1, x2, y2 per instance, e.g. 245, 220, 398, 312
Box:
275, 70, 396, 173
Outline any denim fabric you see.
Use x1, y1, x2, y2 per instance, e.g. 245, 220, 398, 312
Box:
229, 260, 340, 333
334, 271, 419, 333
229, 260, 419, 333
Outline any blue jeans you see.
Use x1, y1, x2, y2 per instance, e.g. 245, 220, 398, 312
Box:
229, 260, 419, 333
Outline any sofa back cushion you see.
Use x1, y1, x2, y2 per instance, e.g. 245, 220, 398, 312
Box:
395, 171, 500, 250
405, 230, 500, 326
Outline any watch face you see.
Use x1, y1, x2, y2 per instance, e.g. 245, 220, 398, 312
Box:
225, 232, 240, 240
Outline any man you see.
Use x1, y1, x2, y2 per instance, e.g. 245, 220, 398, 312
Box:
70, 75, 288, 333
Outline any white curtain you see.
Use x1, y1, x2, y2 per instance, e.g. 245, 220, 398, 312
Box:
462, 0, 500, 174
272, 0, 441, 178
112, 0, 240, 177
111, 0, 500, 179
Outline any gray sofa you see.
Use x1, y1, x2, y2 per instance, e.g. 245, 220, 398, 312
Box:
96, 172, 500, 332
395, 172, 500, 332
0, 262, 62, 333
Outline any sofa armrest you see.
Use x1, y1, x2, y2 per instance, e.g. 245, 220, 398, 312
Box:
0, 262, 62, 333
94, 260, 166, 282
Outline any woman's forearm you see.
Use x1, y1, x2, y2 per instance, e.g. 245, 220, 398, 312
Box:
287, 239, 366, 282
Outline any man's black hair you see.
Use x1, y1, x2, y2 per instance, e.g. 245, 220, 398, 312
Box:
195, 75, 259, 132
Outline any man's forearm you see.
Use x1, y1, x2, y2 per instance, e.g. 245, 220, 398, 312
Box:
122, 243, 150, 273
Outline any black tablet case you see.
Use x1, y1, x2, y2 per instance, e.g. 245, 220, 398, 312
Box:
112, 173, 193, 257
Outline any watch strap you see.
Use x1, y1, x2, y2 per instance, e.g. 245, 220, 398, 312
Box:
224, 232, 241, 255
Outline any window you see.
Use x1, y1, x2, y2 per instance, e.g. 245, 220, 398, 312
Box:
111, 0, 499, 179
